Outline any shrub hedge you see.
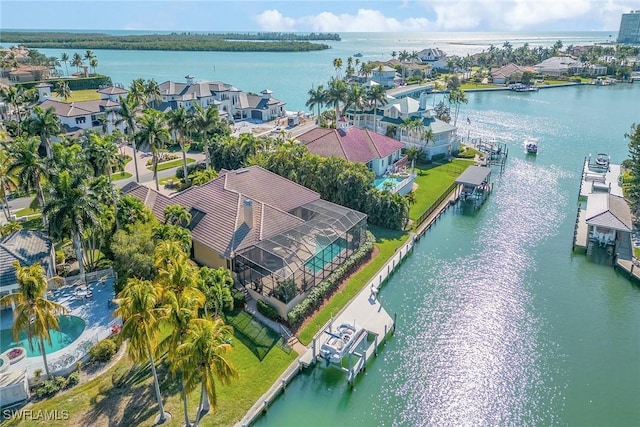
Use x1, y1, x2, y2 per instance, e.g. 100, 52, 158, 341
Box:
257, 299, 280, 321
17, 75, 113, 91
287, 231, 375, 327
34, 372, 80, 399
90, 338, 118, 363
176, 161, 207, 179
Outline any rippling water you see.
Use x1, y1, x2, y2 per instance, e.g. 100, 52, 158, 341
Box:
255, 84, 640, 427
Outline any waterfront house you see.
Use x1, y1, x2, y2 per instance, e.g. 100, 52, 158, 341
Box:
0, 230, 55, 299
490, 63, 535, 84
8, 65, 51, 83
371, 66, 398, 88
417, 48, 449, 69
296, 120, 405, 177
346, 93, 458, 160
534, 56, 582, 76
34, 83, 125, 134
123, 166, 367, 317
156, 75, 286, 122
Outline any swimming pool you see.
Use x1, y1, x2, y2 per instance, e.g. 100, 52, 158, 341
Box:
305, 238, 348, 274
0, 315, 86, 357
373, 176, 404, 191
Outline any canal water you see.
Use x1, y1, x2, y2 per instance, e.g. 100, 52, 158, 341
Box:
256, 84, 640, 426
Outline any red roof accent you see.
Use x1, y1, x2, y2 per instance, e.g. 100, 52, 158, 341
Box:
298, 126, 404, 164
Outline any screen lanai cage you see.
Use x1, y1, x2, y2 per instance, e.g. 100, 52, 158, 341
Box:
234, 199, 367, 307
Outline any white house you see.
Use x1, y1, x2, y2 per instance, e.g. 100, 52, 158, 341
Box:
35, 84, 126, 134
417, 48, 449, 69
534, 56, 583, 76
157, 75, 286, 122
346, 93, 459, 160
371, 66, 398, 88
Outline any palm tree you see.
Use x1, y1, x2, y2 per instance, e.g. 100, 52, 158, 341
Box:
1, 85, 26, 126
71, 53, 83, 73
60, 53, 69, 76
198, 267, 233, 318
446, 88, 468, 126
189, 104, 229, 169
164, 204, 192, 228
166, 106, 191, 184
332, 57, 343, 79
135, 109, 171, 191
89, 57, 98, 75
29, 106, 61, 159
115, 95, 141, 182
89, 133, 122, 229
145, 79, 162, 109
83, 49, 95, 63
54, 80, 71, 101
44, 170, 102, 278
367, 84, 388, 133
115, 278, 169, 423
128, 79, 147, 107
305, 85, 326, 124
398, 50, 410, 83
6, 137, 49, 226
0, 146, 17, 222
0, 261, 68, 377
326, 78, 348, 122
176, 318, 238, 426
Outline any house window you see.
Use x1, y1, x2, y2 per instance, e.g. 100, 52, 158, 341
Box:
75, 117, 86, 124
366, 161, 372, 170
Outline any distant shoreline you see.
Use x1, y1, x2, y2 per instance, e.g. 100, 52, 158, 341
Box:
0, 31, 339, 52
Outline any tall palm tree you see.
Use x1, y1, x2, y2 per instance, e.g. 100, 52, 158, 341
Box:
189, 104, 229, 169
43, 170, 102, 278
0, 146, 17, 221
0, 261, 68, 377
89, 133, 122, 229
115, 95, 141, 182
54, 80, 71, 101
115, 278, 169, 424
344, 84, 365, 127
71, 53, 83, 73
305, 85, 326, 124
0, 85, 26, 126
89, 57, 98, 75
29, 106, 61, 159
176, 318, 238, 426
197, 267, 233, 318
145, 79, 162, 109
332, 57, 343, 79
446, 88, 468, 126
128, 79, 147, 108
135, 109, 171, 191
166, 106, 191, 184
83, 49, 95, 63
60, 53, 69, 76
326, 78, 348, 122
6, 136, 49, 226
398, 50, 410, 83
367, 84, 388, 133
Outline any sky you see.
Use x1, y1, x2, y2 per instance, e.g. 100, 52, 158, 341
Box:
0, 0, 636, 33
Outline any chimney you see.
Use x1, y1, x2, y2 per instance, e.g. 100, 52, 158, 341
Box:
185, 74, 194, 85
261, 89, 272, 99
243, 199, 253, 228
36, 83, 51, 102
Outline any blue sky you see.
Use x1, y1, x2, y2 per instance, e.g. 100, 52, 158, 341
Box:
1, 1, 636, 32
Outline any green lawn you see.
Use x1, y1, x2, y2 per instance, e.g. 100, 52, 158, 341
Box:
6, 328, 296, 427
54, 89, 101, 103
146, 158, 195, 172
460, 82, 499, 90
111, 171, 132, 181
298, 225, 408, 345
159, 175, 178, 186
409, 160, 472, 223
14, 206, 40, 217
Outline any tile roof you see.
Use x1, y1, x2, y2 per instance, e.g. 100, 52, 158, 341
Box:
297, 126, 404, 164
38, 99, 120, 117
97, 86, 128, 95
0, 230, 53, 289
124, 166, 320, 258
586, 194, 633, 231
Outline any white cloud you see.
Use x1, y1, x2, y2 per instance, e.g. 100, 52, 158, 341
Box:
254, 1, 637, 32
254, 9, 296, 32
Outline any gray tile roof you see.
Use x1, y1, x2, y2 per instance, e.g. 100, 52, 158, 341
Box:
124, 166, 320, 258
586, 194, 633, 231
0, 230, 53, 289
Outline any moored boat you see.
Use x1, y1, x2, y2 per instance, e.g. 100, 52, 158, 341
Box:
524, 137, 538, 154
320, 322, 363, 363
353, 52, 363, 57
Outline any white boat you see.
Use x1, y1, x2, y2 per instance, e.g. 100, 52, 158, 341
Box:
595, 153, 610, 168
320, 322, 362, 363
524, 138, 538, 154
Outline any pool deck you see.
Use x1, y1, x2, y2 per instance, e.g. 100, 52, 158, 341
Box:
1, 279, 118, 379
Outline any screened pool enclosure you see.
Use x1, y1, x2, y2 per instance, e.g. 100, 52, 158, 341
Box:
234, 200, 367, 308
